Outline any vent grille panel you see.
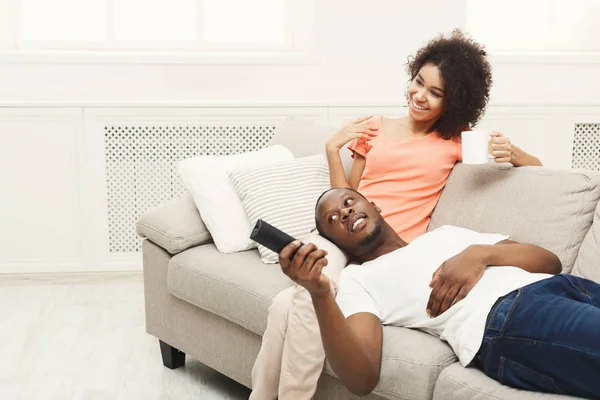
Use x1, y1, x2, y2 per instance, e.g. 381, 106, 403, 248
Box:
105, 125, 276, 253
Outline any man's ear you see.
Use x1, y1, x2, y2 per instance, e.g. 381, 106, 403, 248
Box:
371, 201, 382, 213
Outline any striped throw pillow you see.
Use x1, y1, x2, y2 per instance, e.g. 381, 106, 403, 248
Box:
228, 154, 331, 263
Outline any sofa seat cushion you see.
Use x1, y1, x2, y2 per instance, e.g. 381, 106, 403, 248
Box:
325, 326, 457, 400
433, 363, 579, 400
168, 244, 292, 335
430, 164, 600, 273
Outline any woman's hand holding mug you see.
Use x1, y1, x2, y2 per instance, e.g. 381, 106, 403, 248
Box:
461, 130, 513, 165
489, 131, 512, 164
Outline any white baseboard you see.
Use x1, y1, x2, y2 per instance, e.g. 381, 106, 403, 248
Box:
0, 255, 142, 274
0, 271, 142, 282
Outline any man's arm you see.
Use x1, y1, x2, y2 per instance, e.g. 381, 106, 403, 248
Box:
312, 294, 382, 395
279, 241, 383, 396
427, 240, 561, 317
478, 239, 561, 274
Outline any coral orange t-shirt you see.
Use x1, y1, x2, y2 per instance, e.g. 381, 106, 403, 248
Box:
348, 116, 462, 242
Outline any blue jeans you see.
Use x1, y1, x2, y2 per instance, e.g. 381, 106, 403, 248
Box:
476, 274, 600, 398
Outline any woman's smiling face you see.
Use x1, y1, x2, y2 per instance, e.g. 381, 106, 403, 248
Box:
407, 63, 445, 123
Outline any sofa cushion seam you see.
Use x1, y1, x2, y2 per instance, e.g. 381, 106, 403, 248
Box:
573, 204, 600, 274
564, 182, 594, 269
137, 221, 209, 242
442, 371, 503, 400
381, 356, 455, 368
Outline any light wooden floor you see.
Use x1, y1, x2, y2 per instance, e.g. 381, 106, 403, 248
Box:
0, 273, 251, 400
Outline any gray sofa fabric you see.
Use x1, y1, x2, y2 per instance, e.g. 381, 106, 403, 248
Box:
141, 162, 600, 400
144, 240, 387, 399
271, 117, 354, 174
429, 164, 600, 273
168, 244, 458, 399
143, 240, 262, 387
433, 363, 577, 400
323, 327, 457, 399
168, 243, 292, 336
572, 199, 600, 282
137, 193, 211, 255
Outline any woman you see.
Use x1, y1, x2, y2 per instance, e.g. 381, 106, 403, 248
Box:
326, 29, 542, 242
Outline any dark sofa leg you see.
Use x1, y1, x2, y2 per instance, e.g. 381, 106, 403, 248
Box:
159, 340, 186, 369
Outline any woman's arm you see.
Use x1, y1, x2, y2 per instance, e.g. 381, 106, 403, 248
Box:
510, 144, 543, 167
490, 131, 543, 166
325, 115, 376, 188
326, 146, 351, 188
348, 154, 366, 189
326, 147, 366, 189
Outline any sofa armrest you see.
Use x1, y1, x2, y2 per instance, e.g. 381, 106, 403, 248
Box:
136, 193, 212, 255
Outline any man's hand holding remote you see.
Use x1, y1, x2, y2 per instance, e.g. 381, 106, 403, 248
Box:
279, 241, 331, 299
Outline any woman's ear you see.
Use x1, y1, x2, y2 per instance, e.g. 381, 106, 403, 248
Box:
371, 201, 382, 213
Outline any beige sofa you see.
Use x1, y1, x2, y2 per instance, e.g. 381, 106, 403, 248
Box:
137, 129, 600, 399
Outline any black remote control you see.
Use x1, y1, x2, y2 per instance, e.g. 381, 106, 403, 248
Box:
250, 219, 302, 257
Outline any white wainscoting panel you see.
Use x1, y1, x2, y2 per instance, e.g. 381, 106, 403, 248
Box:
0, 108, 84, 272
328, 106, 407, 127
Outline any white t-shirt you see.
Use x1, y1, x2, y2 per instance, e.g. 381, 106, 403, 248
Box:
336, 225, 552, 366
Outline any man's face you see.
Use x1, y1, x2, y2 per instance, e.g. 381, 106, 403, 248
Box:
316, 188, 384, 256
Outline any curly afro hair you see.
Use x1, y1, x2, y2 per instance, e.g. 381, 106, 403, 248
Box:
407, 29, 492, 140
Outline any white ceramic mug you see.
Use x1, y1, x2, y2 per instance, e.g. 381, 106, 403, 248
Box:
461, 130, 490, 164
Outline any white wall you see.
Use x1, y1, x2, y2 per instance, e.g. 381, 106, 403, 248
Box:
1, 0, 599, 105
1, 1, 451, 103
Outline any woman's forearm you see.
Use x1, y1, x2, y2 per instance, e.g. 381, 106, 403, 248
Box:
511, 144, 543, 167
326, 146, 351, 188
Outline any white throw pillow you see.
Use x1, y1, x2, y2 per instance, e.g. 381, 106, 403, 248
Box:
228, 154, 331, 263
178, 145, 294, 253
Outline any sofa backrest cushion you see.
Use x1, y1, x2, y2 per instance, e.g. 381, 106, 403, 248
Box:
271, 116, 353, 175
572, 200, 600, 282
429, 164, 600, 273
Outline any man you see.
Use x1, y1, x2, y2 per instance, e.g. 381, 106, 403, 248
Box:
278, 187, 600, 398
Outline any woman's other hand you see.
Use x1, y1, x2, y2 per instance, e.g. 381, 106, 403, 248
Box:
326, 116, 378, 153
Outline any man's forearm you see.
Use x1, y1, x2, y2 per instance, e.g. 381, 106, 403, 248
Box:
311, 292, 381, 396
326, 147, 351, 188
476, 243, 561, 274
